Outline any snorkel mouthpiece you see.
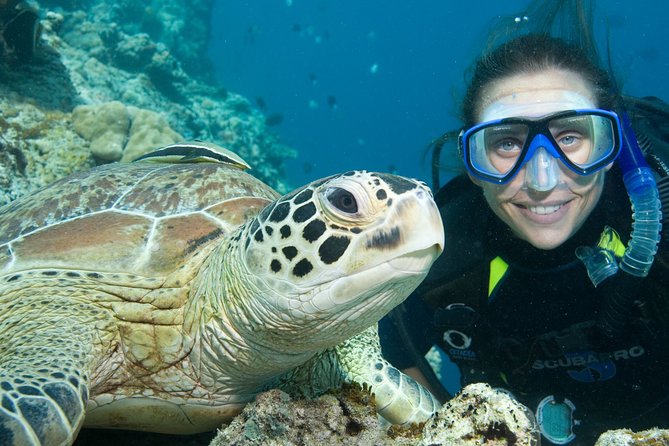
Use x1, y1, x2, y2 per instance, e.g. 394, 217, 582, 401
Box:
524, 144, 561, 191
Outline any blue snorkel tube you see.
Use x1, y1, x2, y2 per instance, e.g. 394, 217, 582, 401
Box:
577, 109, 662, 286
576, 108, 662, 286
577, 106, 663, 339
617, 111, 663, 277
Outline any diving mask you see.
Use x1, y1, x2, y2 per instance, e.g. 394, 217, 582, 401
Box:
460, 109, 622, 188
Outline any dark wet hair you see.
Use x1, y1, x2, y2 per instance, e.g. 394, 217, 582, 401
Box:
461, 34, 618, 127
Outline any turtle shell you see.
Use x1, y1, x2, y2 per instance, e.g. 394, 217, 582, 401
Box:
0, 162, 279, 278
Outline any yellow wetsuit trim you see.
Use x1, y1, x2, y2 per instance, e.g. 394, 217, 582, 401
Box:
597, 225, 626, 258
489, 256, 509, 298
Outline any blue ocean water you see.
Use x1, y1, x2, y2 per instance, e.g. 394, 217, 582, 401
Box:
207, 0, 668, 189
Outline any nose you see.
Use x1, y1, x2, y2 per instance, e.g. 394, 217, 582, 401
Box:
524, 146, 560, 192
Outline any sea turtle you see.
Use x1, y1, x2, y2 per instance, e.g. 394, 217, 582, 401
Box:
0, 142, 444, 446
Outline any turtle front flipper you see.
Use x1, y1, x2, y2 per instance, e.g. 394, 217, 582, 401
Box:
0, 294, 117, 446
335, 325, 439, 425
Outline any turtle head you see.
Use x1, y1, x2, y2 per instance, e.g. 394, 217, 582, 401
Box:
234, 171, 444, 350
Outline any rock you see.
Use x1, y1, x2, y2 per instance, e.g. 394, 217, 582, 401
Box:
210, 383, 540, 446
0, 97, 93, 206
211, 386, 401, 446
71, 101, 183, 162
72, 101, 130, 161
595, 428, 669, 445
419, 383, 540, 446
122, 106, 182, 161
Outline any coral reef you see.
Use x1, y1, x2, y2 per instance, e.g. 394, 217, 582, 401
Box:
210, 383, 540, 446
0, 95, 93, 205
595, 428, 669, 446
72, 101, 183, 162
40, 0, 214, 78
0, 0, 295, 204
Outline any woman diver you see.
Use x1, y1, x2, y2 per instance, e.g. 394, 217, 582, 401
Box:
379, 3, 669, 445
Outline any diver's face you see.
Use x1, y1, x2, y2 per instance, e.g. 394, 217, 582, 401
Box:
473, 69, 608, 250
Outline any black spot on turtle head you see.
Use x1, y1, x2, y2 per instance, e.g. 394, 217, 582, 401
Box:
270, 259, 282, 273
303, 219, 326, 243
280, 225, 291, 239
42, 271, 58, 276
292, 258, 314, 277
293, 188, 314, 205
269, 202, 291, 223
257, 204, 273, 223
318, 235, 351, 264
7, 275, 20, 282
292, 202, 316, 223
329, 224, 349, 232
282, 246, 298, 261
350, 227, 362, 234
265, 226, 274, 236
366, 226, 401, 250
281, 246, 297, 261
374, 174, 417, 195
254, 229, 264, 242
376, 189, 387, 200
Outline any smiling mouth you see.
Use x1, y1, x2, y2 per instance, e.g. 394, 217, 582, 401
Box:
515, 201, 571, 215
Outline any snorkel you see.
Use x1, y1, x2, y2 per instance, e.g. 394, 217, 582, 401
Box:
577, 108, 663, 286
617, 112, 662, 275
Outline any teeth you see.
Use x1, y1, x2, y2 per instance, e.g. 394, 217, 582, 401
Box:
528, 204, 561, 215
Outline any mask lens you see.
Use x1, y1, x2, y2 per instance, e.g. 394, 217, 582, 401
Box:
466, 123, 530, 178
548, 114, 617, 170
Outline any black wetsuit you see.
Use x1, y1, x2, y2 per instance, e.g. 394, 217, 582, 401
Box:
379, 168, 669, 445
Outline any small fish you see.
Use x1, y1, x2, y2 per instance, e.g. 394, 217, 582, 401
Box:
244, 25, 259, 44
265, 113, 284, 126
309, 73, 318, 85
327, 95, 338, 110
308, 99, 319, 109
255, 96, 267, 110
637, 47, 659, 62
370, 63, 379, 74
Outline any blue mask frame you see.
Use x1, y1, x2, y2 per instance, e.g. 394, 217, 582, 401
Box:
460, 109, 623, 184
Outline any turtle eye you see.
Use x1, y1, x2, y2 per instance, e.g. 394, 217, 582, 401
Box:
326, 187, 358, 214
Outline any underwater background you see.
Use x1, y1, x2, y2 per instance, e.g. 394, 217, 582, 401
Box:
209, 0, 669, 189
0, 0, 666, 444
